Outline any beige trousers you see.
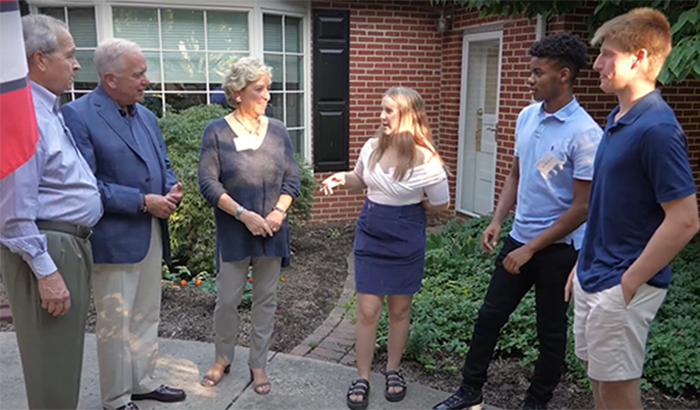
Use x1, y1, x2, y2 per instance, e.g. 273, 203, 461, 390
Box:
214, 256, 281, 369
0, 231, 92, 410
93, 218, 163, 410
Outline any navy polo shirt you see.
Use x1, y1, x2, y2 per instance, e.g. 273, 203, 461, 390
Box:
576, 89, 696, 292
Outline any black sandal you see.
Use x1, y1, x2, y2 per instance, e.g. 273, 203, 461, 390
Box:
346, 378, 370, 410
384, 370, 407, 402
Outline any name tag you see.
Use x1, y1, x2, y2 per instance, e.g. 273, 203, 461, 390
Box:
535, 152, 564, 176
233, 137, 254, 152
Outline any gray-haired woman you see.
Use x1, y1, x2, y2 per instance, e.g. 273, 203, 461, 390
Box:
198, 57, 300, 394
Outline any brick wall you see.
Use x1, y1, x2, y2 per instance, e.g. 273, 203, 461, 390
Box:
310, 0, 442, 221
308, 0, 700, 222
550, 2, 700, 211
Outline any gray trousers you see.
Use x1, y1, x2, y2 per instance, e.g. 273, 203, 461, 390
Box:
0, 231, 92, 410
214, 256, 281, 369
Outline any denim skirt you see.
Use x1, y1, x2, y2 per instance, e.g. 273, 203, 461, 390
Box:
353, 198, 427, 295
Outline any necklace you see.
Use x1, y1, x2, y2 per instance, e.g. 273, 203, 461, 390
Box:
233, 112, 261, 136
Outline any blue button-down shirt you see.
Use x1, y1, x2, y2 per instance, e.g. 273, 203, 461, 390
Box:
0, 82, 103, 278
510, 98, 602, 250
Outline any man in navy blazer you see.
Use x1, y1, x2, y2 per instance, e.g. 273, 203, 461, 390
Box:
62, 38, 185, 410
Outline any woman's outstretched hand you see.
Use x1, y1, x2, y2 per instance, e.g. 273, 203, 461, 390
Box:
320, 172, 346, 195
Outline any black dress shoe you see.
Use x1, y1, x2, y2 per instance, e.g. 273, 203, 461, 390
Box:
432, 386, 483, 410
521, 394, 547, 410
131, 385, 186, 402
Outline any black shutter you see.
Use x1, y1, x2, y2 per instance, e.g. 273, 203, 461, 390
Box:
19, 0, 30, 16
312, 9, 350, 172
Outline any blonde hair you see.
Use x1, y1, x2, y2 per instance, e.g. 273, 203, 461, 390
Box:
591, 7, 671, 81
222, 57, 273, 107
369, 87, 445, 181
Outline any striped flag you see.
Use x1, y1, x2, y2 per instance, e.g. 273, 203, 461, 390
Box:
0, 0, 38, 180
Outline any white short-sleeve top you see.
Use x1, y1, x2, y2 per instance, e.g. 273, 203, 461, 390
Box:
354, 139, 449, 206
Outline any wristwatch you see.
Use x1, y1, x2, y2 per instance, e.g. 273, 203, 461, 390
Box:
235, 205, 246, 220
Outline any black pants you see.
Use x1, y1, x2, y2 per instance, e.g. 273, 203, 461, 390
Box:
461, 236, 578, 404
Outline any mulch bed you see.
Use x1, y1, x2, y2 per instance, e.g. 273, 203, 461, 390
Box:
2, 218, 698, 409
372, 351, 699, 409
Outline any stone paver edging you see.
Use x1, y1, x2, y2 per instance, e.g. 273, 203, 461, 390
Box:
290, 253, 357, 366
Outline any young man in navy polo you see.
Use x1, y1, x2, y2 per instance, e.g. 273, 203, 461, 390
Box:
566, 8, 699, 410
434, 33, 602, 410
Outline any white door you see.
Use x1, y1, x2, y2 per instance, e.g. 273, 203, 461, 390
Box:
457, 32, 502, 216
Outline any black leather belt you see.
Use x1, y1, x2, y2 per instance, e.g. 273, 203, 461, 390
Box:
36, 220, 93, 240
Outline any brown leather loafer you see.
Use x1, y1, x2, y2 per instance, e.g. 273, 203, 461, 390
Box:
131, 385, 186, 402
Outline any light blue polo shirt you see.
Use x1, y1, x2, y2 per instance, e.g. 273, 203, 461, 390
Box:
510, 98, 602, 250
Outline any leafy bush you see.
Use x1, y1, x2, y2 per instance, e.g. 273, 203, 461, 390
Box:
361, 215, 700, 395
159, 104, 315, 278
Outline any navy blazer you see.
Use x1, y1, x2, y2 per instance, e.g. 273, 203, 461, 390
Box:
62, 86, 178, 264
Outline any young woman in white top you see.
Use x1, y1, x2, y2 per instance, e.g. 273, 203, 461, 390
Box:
321, 87, 450, 410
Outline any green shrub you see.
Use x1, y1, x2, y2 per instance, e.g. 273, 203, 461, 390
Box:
288, 154, 316, 226
369, 216, 700, 395
159, 104, 315, 277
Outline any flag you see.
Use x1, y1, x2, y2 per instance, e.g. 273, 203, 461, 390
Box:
0, 0, 38, 180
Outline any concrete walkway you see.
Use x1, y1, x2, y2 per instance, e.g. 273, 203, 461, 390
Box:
0, 332, 464, 410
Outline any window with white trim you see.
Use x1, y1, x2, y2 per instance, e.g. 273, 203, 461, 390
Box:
35, 3, 308, 157
112, 6, 249, 116
38, 6, 98, 104
263, 14, 305, 155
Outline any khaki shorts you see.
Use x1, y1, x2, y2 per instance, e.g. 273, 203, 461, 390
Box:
573, 275, 666, 382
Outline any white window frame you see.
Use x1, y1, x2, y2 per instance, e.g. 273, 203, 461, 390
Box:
29, 0, 312, 160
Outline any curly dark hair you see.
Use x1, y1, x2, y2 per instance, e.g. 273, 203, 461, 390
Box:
529, 33, 589, 84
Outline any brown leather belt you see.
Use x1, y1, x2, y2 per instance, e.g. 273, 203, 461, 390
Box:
36, 220, 93, 240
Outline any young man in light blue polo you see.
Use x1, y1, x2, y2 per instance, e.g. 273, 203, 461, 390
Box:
434, 33, 602, 410
566, 8, 699, 410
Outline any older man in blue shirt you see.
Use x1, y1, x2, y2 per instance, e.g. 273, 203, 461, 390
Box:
434, 33, 602, 410
0, 15, 102, 410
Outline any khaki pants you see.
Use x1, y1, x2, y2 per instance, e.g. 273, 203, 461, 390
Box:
214, 256, 281, 369
93, 218, 162, 410
0, 231, 92, 410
